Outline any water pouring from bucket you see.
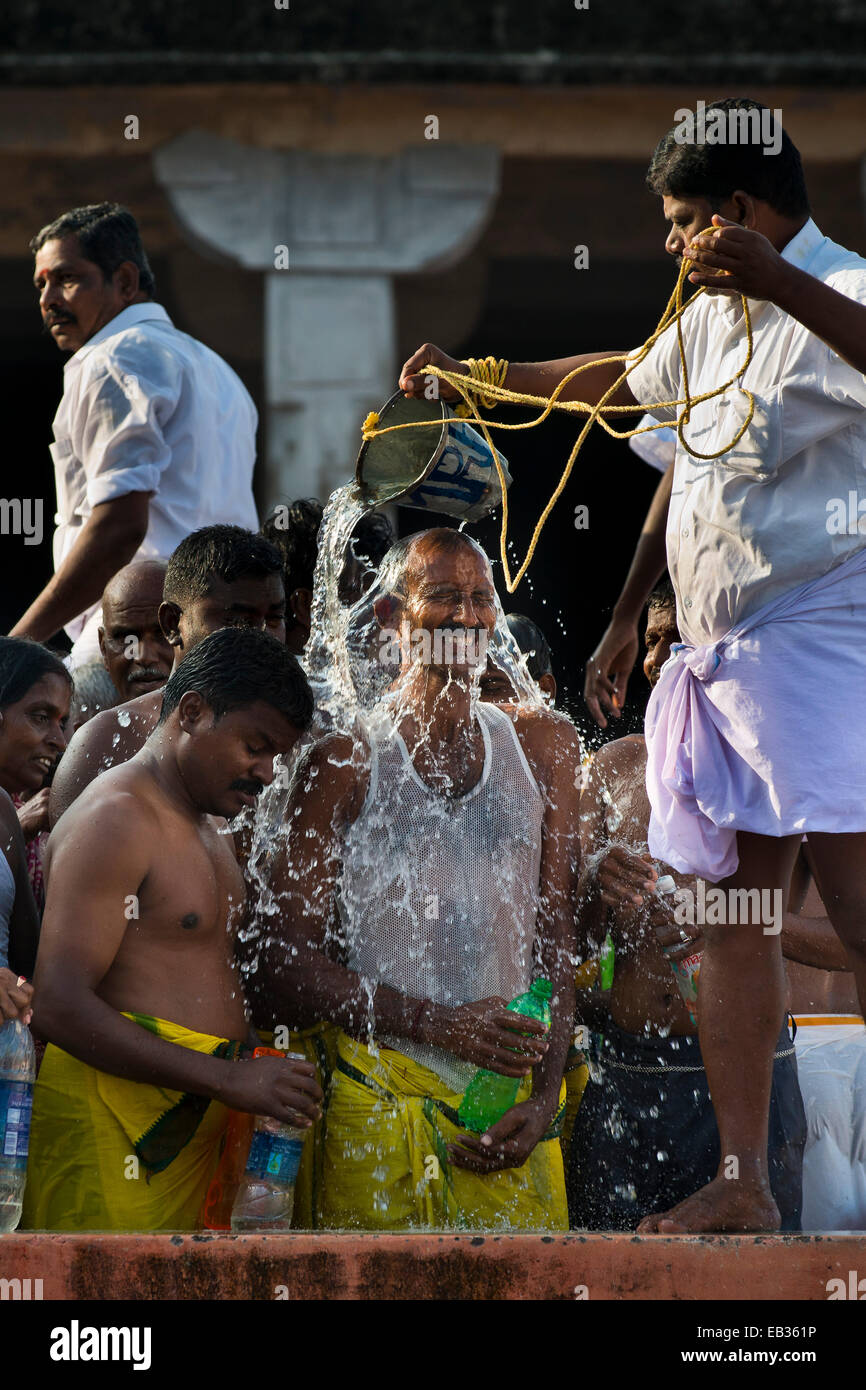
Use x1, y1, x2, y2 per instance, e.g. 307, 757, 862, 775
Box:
356, 391, 512, 523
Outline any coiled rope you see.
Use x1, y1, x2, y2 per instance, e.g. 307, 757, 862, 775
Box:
362, 231, 754, 593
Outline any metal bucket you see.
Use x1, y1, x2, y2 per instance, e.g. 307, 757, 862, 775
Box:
356, 390, 511, 523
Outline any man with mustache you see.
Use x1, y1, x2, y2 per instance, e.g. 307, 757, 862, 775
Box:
98, 560, 172, 704
251, 528, 581, 1231
12, 203, 258, 667
49, 526, 286, 824
23, 627, 321, 1232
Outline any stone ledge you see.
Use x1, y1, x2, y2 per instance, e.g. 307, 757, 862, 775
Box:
1, 1232, 863, 1300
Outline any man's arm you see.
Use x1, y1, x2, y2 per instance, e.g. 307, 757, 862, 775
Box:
34, 796, 321, 1124
686, 217, 866, 375
399, 344, 641, 410
10, 492, 151, 642
252, 736, 548, 1075
781, 913, 851, 973
584, 462, 673, 728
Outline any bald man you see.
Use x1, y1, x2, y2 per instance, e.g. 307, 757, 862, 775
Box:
98, 560, 172, 703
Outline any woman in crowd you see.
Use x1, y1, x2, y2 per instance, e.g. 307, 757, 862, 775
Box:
0, 638, 71, 1020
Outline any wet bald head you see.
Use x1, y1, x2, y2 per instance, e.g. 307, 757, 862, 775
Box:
99, 560, 173, 702
378, 527, 492, 600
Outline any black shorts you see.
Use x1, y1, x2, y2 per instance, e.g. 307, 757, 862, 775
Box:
567, 1017, 806, 1231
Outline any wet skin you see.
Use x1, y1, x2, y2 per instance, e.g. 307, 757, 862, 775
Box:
35, 698, 322, 1124
49, 572, 286, 826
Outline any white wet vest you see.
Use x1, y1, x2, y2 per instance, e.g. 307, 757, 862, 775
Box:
338, 700, 544, 1091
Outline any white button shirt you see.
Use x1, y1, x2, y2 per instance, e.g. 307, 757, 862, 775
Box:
50, 303, 260, 640
627, 219, 866, 645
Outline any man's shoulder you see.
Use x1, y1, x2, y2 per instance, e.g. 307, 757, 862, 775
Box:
594, 732, 646, 762
589, 733, 647, 778
50, 689, 161, 823
81, 309, 242, 390
806, 231, 866, 297
508, 704, 582, 764
52, 760, 157, 847
70, 688, 160, 754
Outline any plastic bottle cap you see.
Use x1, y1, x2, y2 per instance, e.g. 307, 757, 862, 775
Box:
531, 978, 552, 999
656, 875, 677, 895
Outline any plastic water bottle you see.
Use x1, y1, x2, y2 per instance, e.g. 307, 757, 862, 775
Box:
230, 1050, 307, 1232
655, 873, 701, 1025
458, 978, 552, 1134
0, 1020, 36, 1232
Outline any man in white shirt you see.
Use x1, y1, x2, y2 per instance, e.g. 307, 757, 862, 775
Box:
398, 98, 866, 1234
11, 202, 259, 666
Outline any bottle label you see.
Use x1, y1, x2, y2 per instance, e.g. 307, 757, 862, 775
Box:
245, 1131, 303, 1184
0, 1079, 33, 1167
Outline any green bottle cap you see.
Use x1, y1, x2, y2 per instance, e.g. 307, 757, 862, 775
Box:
531, 977, 552, 1000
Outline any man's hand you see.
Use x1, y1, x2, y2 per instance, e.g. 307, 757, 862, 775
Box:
584, 616, 640, 728
686, 216, 792, 303
427, 998, 549, 1077
595, 845, 658, 909
216, 1054, 323, 1128
447, 1097, 554, 1174
0, 971, 33, 1024
653, 913, 703, 964
398, 343, 469, 401
16, 788, 52, 842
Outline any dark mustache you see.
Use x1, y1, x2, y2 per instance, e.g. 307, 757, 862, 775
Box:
229, 779, 264, 797
43, 315, 75, 334
128, 667, 169, 683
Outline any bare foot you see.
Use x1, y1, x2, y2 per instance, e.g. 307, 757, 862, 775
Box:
636, 1175, 780, 1235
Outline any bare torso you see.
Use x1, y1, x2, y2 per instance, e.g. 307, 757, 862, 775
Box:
587, 736, 697, 1035
46, 758, 249, 1041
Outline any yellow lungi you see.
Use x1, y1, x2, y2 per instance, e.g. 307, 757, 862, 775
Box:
268, 1022, 338, 1230
321, 1032, 568, 1232
22, 1013, 242, 1232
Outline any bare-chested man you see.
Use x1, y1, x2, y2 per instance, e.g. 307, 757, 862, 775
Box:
571, 579, 805, 1229
50, 525, 286, 824
23, 627, 322, 1232
249, 528, 581, 1231
98, 559, 172, 703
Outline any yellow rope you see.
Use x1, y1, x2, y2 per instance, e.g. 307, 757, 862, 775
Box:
361, 232, 754, 593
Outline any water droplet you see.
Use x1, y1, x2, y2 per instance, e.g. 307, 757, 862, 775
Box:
117, 709, 131, 727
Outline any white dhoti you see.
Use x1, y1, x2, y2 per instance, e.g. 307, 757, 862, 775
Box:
793, 1017, 866, 1232
645, 545, 866, 881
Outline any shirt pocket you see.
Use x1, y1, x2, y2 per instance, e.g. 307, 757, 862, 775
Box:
706, 385, 783, 481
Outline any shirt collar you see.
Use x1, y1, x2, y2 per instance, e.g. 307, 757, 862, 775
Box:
778, 217, 825, 273
706, 218, 824, 328
65, 302, 172, 372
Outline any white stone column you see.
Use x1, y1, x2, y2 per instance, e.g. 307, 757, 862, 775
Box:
154, 133, 500, 505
